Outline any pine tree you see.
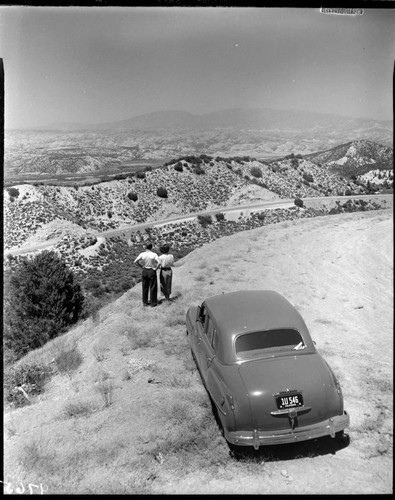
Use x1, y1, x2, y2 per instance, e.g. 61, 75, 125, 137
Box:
4, 251, 85, 360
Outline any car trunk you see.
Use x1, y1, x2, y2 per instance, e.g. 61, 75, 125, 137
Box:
238, 353, 341, 431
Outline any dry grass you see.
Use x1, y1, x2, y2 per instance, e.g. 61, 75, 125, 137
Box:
96, 373, 115, 407
63, 400, 96, 419
92, 342, 108, 362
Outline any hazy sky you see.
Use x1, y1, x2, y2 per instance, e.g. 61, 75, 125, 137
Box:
1, 6, 394, 129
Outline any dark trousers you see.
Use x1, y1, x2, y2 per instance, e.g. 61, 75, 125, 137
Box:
142, 268, 157, 306
160, 269, 173, 299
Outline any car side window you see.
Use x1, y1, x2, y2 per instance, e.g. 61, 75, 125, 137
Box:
198, 304, 206, 325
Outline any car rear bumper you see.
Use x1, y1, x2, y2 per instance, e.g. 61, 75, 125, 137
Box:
225, 411, 350, 449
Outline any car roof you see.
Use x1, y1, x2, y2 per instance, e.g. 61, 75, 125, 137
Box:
204, 290, 311, 344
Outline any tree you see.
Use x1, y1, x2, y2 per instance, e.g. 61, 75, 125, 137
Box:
3, 251, 85, 360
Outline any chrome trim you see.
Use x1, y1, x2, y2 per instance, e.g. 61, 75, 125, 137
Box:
271, 406, 311, 416
225, 412, 350, 447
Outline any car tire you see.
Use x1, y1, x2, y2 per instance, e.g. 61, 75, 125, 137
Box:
335, 430, 349, 444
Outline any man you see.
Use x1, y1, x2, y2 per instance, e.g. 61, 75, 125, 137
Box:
158, 244, 174, 301
133, 242, 160, 307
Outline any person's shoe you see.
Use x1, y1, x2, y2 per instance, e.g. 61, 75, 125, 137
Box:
151, 303, 158, 307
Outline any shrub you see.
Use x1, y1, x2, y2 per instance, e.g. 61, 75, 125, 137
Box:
345, 188, 352, 196
136, 172, 146, 179
63, 400, 94, 418
96, 374, 115, 407
197, 214, 213, 226
3, 251, 85, 360
257, 212, 266, 221
193, 165, 205, 175
7, 187, 20, 198
4, 362, 53, 407
291, 158, 299, 168
303, 172, 314, 183
294, 197, 304, 208
215, 212, 225, 222
127, 192, 138, 202
174, 162, 183, 172
250, 166, 262, 178
54, 344, 83, 374
157, 187, 168, 198
107, 211, 112, 218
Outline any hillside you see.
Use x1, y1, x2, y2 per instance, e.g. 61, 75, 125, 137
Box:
3, 154, 376, 253
4, 209, 393, 494
305, 140, 393, 179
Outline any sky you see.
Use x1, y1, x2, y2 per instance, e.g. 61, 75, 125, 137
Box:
0, 6, 394, 129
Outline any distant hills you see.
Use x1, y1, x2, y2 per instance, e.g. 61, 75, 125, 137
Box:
38, 107, 392, 136
4, 108, 392, 181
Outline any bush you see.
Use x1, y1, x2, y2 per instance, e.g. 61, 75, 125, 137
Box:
127, 192, 138, 202
174, 162, 183, 172
302, 172, 314, 183
136, 172, 146, 179
294, 197, 304, 208
291, 158, 299, 168
157, 187, 168, 198
197, 214, 213, 226
250, 166, 262, 178
257, 212, 266, 221
4, 362, 53, 407
7, 187, 20, 198
193, 165, 205, 175
215, 212, 225, 222
3, 251, 85, 360
54, 344, 83, 374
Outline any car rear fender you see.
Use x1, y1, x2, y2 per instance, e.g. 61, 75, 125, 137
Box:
206, 363, 249, 433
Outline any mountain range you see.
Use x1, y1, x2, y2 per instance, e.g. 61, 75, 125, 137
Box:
39, 108, 392, 135
4, 108, 393, 182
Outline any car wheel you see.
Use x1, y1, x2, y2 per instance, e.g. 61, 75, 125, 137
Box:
335, 430, 349, 444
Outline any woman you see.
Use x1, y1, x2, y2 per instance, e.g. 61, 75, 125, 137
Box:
158, 244, 174, 301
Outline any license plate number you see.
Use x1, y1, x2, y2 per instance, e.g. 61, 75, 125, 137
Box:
276, 393, 303, 409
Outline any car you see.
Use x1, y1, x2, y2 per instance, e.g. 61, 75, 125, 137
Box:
186, 290, 350, 450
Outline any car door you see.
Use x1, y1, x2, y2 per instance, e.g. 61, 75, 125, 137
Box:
196, 314, 216, 384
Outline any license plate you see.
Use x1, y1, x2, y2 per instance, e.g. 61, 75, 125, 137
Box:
276, 393, 303, 409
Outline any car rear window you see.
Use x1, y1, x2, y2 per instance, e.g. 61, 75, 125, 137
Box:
235, 329, 304, 357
